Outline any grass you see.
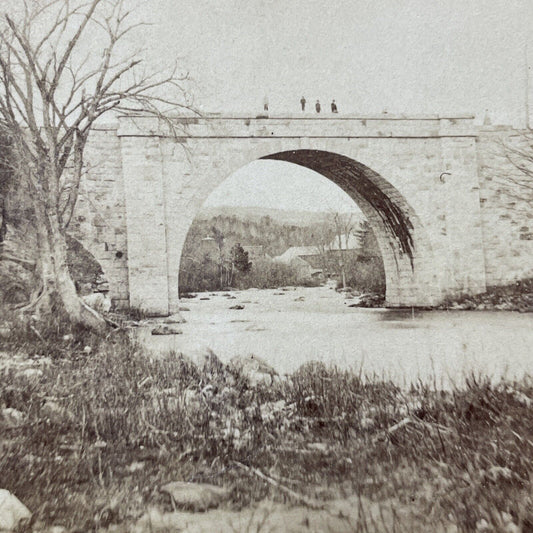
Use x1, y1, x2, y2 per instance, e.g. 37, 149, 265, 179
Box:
1, 319, 533, 531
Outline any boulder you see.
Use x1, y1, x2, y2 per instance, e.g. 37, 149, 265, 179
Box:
164, 313, 186, 324
230, 354, 278, 386
126, 461, 145, 474
160, 481, 230, 512
82, 292, 111, 313
0, 490, 31, 531
229, 305, 244, 310
0, 325, 11, 339
40, 400, 75, 424
1, 408, 24, 427
19, 368, 43, 380
260, 400, 295, 423
184, 349, 224, 372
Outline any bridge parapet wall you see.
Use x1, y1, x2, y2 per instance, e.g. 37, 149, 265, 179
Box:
116, 114, 477, 140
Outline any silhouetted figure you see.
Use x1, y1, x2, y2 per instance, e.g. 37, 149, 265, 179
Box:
315, 100, 321, 113
263, 96, 269, 112
331, 99, 338, 113
300, 96, 306, 111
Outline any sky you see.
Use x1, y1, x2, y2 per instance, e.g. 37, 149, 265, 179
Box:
203, 160, 361, 212
142, 1, 533, 212
145, 0, 532, 125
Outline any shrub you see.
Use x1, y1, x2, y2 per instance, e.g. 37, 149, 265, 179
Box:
344, 256, 386, 295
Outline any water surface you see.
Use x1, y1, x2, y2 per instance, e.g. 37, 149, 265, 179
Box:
137, 285, 533, 386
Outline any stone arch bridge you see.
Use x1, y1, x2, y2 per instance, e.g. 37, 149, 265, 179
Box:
70, 114, 533, 314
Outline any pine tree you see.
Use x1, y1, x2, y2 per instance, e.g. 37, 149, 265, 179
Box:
231, 243, 252, 273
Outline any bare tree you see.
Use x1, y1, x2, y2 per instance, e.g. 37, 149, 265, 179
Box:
493, 130, 533, 208
331, 212, 357, 291
311, 223, 336, 278
0, 0, 192, 328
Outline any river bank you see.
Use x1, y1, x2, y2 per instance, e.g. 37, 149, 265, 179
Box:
438, 278, 533, 312
2, 285, 533, 531
1, 326, 532, 532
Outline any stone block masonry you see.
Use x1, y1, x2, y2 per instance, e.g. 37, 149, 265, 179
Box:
72, 114, 533, 314
71, 126, 129, 309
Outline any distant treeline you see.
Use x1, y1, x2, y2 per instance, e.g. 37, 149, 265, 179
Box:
188, 214, 334, 257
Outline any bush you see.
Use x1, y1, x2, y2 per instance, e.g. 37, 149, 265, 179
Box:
344, 256, 386, 295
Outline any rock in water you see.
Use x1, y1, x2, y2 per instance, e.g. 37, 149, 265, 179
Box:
0, 490, 31, 531
151, 325, 183, 336
160, 482, 230, 511
164, 313, 187, 324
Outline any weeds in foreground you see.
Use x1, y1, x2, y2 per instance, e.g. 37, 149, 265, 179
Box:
1, 329, 532, 531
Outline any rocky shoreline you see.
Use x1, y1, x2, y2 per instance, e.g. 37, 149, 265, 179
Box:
1, 336, 533, 532
438, 278, 533, 312
343, 278, 533, 312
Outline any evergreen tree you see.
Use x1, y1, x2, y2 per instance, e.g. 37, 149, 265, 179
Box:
231, 243, 252, 273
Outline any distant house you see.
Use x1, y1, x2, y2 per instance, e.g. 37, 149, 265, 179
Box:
275, 246, 319, 264
274, 246, 323, 280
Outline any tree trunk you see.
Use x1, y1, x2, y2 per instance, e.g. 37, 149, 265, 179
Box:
50, 211, 106, 330
28, 194, 106, 330
337, 233, 346, 291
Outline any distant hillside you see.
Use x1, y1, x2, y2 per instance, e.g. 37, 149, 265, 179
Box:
184, 213, 333, 258
197, 206, 364, 228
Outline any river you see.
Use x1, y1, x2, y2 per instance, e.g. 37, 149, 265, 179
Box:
137, 284, 533, 387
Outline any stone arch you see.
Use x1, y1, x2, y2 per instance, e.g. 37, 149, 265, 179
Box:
106, 115, 492, 313
259, 150, 440, 306
175, 149, 439, 307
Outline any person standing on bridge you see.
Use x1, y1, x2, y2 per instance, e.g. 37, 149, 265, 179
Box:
315, 100, 321, 113
331, 99, 338, 113
300, 96, 306, 111
263, 95, 269, 112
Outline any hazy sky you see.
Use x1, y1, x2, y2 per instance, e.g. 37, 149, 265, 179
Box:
140, 1, 532, 212
204, 161, 362, 212
146, 0, 532, 126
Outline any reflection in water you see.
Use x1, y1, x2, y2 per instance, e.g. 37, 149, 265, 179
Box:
377, 308, 425, 322
136, 285, 533, 388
